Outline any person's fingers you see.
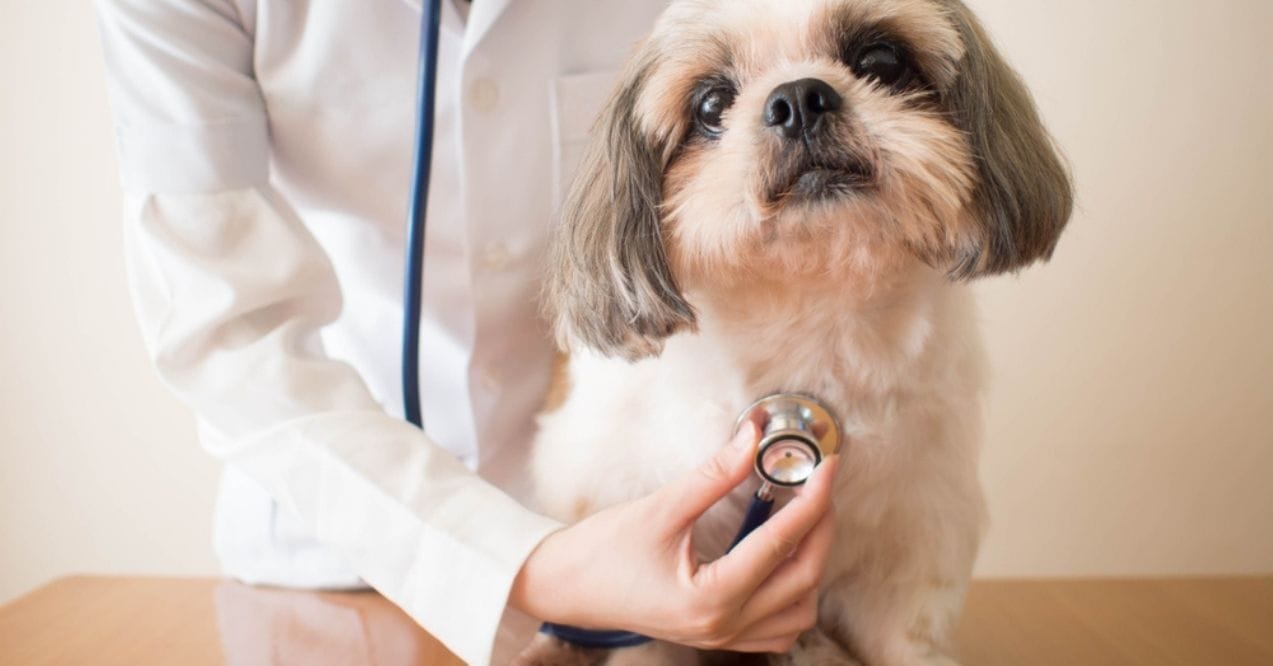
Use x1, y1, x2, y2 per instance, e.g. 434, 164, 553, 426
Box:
703, 455, 838, 598
735, 510, 835, 627
656, 420, 758, 528
731, 592, 819, 644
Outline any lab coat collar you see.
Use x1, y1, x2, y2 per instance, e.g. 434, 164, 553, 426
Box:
400, 0, 512, 54
466, 0, 513, 54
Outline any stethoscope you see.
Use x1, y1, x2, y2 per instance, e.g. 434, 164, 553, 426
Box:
401, 1, 842, 650
728, 394, 842, 549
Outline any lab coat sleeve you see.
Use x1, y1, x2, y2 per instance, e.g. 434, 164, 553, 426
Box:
95, 2, 561, 663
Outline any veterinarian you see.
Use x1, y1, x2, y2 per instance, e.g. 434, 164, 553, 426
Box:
95, 1, 838, 662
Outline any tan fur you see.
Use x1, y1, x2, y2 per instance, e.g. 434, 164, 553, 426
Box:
542, 353, 573, 414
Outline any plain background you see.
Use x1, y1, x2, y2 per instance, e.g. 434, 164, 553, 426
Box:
2, 0, 1271, 605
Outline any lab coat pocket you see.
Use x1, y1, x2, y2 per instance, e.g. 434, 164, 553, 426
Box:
550, 70, 621, 215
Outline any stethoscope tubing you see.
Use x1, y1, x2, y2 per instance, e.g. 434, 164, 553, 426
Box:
402, 0, 444, 429
727, 489, 777, 552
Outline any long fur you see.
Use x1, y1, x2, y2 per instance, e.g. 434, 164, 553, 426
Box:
530, 1, 1070, 664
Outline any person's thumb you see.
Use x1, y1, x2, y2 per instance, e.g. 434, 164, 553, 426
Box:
658, 420, 758, 529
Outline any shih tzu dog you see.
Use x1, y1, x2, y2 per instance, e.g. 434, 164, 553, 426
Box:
524, 0, 1071, 664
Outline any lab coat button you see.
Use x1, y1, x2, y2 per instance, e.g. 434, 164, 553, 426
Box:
469, 79, 499, 112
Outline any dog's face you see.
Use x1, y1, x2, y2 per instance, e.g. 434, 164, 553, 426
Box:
550, 0, 1072, 359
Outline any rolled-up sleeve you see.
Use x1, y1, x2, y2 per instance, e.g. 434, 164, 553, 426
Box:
95, 1, 561, 663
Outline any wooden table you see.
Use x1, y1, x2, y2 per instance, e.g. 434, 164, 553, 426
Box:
1, 576, 1270, 665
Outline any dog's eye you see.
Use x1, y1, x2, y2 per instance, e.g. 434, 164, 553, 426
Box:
852, 42, 914, 90
694, 87, 736, 138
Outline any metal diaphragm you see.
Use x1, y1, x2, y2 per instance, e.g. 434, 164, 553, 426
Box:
736, 393, 842, 487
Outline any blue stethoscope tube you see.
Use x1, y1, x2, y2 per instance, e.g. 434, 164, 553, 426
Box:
402, 0, 443, 429
402, 3, 821, 651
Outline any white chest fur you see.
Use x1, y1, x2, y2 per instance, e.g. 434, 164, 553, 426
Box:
530, 268, 987, 573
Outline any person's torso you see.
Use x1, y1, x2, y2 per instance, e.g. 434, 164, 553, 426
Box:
237, 0, 666, 485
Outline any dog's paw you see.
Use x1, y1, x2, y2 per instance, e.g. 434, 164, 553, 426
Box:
511, 634, 699, 666
698, 650, 772, 666
510, 633, 608, 666
605, 640, 698, 666
767, 629, 862, 666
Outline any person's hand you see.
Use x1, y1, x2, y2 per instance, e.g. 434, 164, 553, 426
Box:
509, 421, 839, 653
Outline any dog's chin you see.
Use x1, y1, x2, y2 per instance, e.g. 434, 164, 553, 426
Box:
768, 161, 873, 208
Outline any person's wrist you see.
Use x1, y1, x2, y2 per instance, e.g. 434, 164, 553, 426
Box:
509, 527, 570, 622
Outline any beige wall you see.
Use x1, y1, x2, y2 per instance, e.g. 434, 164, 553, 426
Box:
1, 2, 221, 605
972, 0, 1273, 576
2, 1, 1270, 604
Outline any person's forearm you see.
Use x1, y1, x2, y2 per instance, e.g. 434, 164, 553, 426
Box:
121, 187, 562, 665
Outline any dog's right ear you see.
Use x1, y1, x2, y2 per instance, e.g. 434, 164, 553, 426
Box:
943, 0, 1074, 278
546, 53, 697, 361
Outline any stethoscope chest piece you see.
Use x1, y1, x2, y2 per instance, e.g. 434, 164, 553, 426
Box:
738, 393, 841, 488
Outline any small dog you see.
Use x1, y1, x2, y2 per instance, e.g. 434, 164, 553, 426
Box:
525, 0, 1070, 663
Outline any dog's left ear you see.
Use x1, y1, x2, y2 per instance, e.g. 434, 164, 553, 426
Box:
545, 53, 696, 360
944, 1, 1074, 278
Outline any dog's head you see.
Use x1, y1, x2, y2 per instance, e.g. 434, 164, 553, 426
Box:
549, 0, 1072, 360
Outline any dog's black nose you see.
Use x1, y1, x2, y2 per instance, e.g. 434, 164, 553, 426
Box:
763, 78, 842, 140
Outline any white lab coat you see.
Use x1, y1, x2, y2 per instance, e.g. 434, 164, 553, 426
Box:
94, 0, 666, 663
